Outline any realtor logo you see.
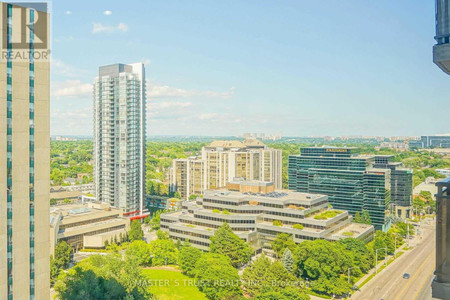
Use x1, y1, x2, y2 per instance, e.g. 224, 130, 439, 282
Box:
2, 1, 49, 60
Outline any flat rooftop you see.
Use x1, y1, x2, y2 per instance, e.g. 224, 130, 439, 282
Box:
205, 189, 327, 203
50, 202, 123, 225
329, 223, 373, 239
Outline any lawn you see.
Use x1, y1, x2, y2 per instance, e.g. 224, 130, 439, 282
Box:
142, 268, 208, 300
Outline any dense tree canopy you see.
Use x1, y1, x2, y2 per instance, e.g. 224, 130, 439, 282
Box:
195, 253, 242, 300
209, 223, 253, 268
54, 254, 151, 300
178, 242, 203, 277
270, 233, 296, 258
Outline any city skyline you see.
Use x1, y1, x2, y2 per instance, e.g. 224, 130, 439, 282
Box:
51, 1, 449, 137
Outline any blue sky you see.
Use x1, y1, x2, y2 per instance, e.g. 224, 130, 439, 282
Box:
50, 0, 449, 137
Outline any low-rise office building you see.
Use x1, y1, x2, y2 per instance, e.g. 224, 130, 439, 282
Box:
50, 202, 130, 254
161, 181, 374, 252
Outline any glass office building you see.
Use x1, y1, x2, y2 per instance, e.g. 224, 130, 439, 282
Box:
409, 135, 450, 149
289, 147, 392, 231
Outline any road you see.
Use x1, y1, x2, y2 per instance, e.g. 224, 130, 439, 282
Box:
353, 220, 435, 300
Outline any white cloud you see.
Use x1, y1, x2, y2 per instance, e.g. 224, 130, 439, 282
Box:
52, 80, 92, 98
92, 22, 128, 34
65, 11, 72, 15
51, 58, 89, 78
148, 84, 235, 99
103, 10, 112, 16
142, 58, 151, 66
148, 101, 192, 110
199, 113, 217, 120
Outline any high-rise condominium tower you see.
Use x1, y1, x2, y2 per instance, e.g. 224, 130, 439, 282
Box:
93, 63, 146, 213
0, 2, 50, 299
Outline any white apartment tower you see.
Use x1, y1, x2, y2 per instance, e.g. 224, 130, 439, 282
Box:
93, 63, 146, 213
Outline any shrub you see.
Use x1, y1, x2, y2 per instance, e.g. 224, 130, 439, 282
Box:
293, 224, 304, 230
273, 220, 283, 227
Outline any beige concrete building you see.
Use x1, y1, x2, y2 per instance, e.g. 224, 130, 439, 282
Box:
169, 157, 205, 199
0, 2, 50, 299
170, 139, 282, 199
50, 202, 130, 254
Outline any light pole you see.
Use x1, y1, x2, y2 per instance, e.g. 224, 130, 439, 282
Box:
375, 248, 387, 274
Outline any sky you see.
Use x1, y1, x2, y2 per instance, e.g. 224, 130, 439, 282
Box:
50, 0, 449, 137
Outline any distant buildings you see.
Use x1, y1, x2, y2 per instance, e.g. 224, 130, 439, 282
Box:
289, 147, 412, 230
409, 135, 450, 148
50, 202, 130, 254
378, 141, 409, 151
0, 2, 50, 299
242, 132, 282, 141
161, 181, 374, 252
169, 139, 282, 199
93, 63, 146, 213
436, 168, 450, 177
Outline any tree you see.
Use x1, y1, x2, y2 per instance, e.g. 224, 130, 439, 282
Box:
195, 253, 242, 299
354, 211, 362, 223
242, 254, 307, 298
125, 240, 152, 266
282, 248, 295, 273
178, 242, 202, 277
173, 191, 181, 199
257, 287, 310, 300
369, 231, 387, 260
209, 223, 253, 268
339, 238, 373, 274
311, 277, 350, 297
129, 220, 144, 242
294, 240, 352, 286
54, 254, 151, 300
148, 238, 178, 266
51, 241, 72, 283
393, 222, 415, 238
150, 211, 162, 231
361, 210, 372, 225
241, 254, 272, 296
156, 229, 169, 240
271, 233, 296, 258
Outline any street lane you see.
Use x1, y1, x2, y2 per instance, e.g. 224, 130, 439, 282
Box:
353, 221, 435, 300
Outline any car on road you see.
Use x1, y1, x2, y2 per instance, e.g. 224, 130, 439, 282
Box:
403, 273, 410, 279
